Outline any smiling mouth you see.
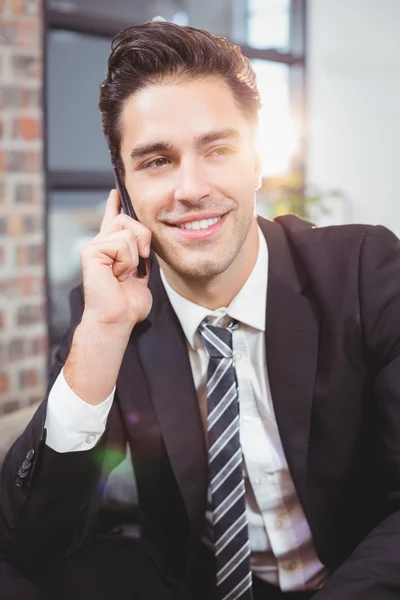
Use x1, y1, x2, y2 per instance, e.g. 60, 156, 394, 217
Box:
174, 216, 222, 231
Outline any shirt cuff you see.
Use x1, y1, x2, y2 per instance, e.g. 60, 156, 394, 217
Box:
45, 368, 115, 453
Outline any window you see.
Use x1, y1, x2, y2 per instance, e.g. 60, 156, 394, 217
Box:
248, 0, 291, 50
252, 60, 292, 178
47, 31, 111, 172
45, 0, 306, 347
47, 191, 106, 342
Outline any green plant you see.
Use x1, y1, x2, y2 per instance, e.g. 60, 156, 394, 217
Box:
258, 171, 344, 221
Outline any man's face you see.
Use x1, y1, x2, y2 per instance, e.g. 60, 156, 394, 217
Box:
120, 77, 260, 280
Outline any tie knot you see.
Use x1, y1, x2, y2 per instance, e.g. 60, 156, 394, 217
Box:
199, 320, 236, 359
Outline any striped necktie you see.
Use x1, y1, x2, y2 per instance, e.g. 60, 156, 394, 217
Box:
200, 319, 253, 600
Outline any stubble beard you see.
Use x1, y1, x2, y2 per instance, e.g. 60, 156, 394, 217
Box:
153, 211, 253, 281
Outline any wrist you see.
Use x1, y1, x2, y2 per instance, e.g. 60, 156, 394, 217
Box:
64, 314, 133, 406
79, 311, 136, 342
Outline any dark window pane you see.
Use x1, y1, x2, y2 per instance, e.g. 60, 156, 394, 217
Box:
48, 191, 106, 342
47, 31, 112, 172
48, 0, 290, 49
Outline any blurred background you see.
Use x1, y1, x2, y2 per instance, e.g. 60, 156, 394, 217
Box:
1, 0, 400, 418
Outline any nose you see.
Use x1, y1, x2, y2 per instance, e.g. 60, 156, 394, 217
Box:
173, 157, 211, 205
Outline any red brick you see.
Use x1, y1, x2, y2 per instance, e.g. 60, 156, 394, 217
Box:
17, 303, 44, 326
19, 367, 39, 389
0, 86, 40, 109
4, 336, 46, 361
30, 335, 47, 355
11, 0, 23, 12
27, 150, 41, 171
0, 0, 45, 405
16, 243, 44, 266
0, 372, 10, 394
7, 214, 40, 236
0, 21, 40, 48
11, 0, 40, 16
23, 214, 41, 233
0, 275, 43, 296
12, 116, 41, 140
16, 22, 40, 47
15, 182, 39, 204
8, 214, 23, 235
8, 337, 25, 360
11, 53, 41, 78
17, 274, 42, 295
22, 87, 40, 108
1, 150, 41, 173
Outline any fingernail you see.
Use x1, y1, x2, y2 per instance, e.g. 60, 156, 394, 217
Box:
143, 244, 150, 257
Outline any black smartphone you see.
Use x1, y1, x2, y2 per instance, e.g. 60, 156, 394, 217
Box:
113, 166, 147, 278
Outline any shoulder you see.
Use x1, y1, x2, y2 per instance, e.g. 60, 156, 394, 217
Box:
258, 214, 400, 291
259, 213, 399, 253
270, 213, 369, 244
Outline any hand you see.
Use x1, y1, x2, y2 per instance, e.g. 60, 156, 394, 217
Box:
80, 189, 153, 331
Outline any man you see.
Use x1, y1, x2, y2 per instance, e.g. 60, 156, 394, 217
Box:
1, 20, 400, 600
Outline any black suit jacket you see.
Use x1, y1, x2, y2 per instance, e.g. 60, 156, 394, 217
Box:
2, 215, 400, 598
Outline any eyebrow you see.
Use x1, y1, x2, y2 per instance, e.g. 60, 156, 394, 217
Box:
129, 128, 241, 161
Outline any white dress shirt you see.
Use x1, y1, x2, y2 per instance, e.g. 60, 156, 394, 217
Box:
46, 228, 329, 591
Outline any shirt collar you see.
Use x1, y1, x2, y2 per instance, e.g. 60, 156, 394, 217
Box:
160, 227, 268, 350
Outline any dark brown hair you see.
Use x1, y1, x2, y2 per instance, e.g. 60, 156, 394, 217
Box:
99, 21, 261, 176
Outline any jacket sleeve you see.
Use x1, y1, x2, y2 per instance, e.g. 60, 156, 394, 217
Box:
0, 285, 126, 574
315, 225, 400, 599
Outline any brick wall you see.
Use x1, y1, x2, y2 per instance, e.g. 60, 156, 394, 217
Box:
0, 0, 47, 415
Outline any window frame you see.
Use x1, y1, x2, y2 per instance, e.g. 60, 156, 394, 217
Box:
44, 0, 306, 193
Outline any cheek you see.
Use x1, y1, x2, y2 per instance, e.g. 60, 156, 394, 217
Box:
217, 156, 257, 190
129, 179, 170, 222
223, 172, 255, 204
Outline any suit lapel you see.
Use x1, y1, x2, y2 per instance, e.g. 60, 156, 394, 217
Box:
135, 267, 208, 540
260, 218, 319, 510
133, 219, 318, 528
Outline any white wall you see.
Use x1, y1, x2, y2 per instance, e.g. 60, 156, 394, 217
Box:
306, 0, 400, 234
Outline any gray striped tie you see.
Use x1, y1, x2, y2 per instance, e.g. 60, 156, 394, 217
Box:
200, 319, 253, 600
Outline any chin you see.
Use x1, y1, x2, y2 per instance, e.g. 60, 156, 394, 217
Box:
155, 236, 241, 280
173, 254, 233, 280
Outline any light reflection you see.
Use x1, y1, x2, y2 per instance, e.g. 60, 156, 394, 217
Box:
252, 60, 298, 178
248, 0, 290, 50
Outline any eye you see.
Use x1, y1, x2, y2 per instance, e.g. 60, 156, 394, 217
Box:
141, 157, 170, 170
209, 146, 234, 157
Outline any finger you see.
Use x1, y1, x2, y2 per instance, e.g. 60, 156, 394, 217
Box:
84, 231, 139, 280
82, 239, 134, 280
100, 189, 121, 232
99, 214, 152, 258
113, 242, 136, 282
104, 230, 139, 279
100, 231, 152, 284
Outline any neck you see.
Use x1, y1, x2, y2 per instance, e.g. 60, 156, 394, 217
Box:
158, 219, 259, 310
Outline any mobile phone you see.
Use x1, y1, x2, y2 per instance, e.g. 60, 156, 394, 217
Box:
113, 166, 147, 278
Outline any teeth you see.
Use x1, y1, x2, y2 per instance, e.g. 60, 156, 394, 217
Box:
179, 217, 221, 230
